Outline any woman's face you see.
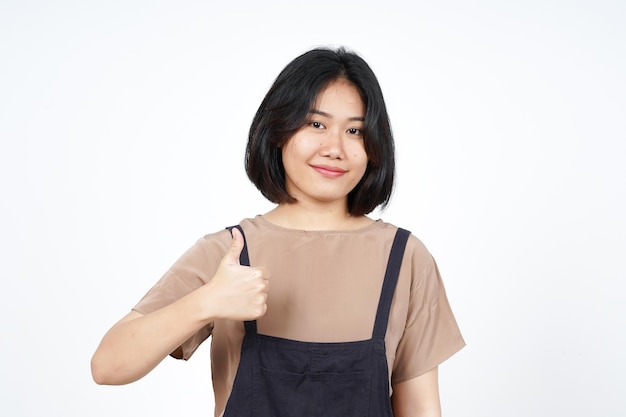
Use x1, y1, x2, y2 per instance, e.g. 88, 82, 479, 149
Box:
281, 79, 368, 210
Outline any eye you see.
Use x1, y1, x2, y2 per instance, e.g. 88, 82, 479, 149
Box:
347, 127, 363, 136
309, 121, 325, 129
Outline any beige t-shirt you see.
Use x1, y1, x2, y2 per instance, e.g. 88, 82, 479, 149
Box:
133, 216, 465, 416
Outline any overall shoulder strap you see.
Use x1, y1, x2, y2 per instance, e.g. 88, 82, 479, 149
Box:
372, 228, 411, 340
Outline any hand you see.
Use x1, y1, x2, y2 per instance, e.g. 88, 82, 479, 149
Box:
205, 227, 270, 321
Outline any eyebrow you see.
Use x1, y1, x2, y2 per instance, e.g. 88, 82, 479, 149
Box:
308, 109, 365, 122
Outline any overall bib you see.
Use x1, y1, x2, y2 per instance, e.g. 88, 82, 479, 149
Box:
224, 226, 410, 417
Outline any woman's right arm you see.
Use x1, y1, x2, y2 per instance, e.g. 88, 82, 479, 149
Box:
90, 228, 269, 385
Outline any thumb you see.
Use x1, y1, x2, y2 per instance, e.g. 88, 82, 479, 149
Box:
223, 227, 244, 266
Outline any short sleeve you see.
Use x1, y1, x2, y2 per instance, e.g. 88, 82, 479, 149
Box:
132, 230, 230, 360
391, 249, 465, 383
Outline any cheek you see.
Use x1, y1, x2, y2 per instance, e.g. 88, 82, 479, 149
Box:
350, 154, 368, 184
283, 135, 313, 157
349, 142, 368, 165
282, 138, 299, 161
282, 137, 312, 173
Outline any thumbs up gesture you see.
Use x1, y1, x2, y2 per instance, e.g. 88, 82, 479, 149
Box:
204, 227, 270, 321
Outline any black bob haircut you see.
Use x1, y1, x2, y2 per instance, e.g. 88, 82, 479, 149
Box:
245, 47, 395, 216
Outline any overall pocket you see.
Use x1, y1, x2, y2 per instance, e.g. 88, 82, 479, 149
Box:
252, 367, 372, 417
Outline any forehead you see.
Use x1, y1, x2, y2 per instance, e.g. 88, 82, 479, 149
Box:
313, 79, 364, 115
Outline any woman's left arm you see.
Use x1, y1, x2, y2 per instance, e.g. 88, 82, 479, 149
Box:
391, 367, 442, 417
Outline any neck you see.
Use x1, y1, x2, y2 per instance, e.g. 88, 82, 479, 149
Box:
263, 202, 373, 231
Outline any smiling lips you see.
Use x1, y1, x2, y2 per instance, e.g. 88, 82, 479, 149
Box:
311, 164, 347, 178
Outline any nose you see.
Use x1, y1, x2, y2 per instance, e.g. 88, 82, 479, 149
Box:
319, 128, 345, 159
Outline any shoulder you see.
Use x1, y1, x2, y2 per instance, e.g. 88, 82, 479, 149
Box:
377, 223, 440, 290
195, 228, 231, 255
189, 220, 256, 264
405, 233, 434, 267
378, 221, 434, 264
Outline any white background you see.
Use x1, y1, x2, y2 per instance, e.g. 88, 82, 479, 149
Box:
1, 1, 624, 416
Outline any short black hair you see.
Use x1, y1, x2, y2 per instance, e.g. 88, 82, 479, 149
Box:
245, 47, 395, 216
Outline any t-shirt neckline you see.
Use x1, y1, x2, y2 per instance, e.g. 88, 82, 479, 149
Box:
251, 215, 385, 235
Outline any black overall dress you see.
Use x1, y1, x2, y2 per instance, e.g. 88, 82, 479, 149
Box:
224, 225, 411, 417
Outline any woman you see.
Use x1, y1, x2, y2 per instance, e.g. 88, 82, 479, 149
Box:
91, 47, 465, 417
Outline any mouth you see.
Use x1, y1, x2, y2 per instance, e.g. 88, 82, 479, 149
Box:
310, 164, 348, 178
